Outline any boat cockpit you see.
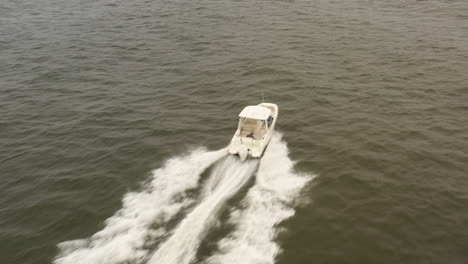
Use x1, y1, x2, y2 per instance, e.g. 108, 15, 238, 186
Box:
238, 118, 268, 140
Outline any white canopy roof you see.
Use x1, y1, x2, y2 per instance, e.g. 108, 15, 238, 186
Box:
239, 105, 271, 120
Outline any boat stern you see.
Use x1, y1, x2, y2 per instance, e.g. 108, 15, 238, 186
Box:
229, 136, 263, 161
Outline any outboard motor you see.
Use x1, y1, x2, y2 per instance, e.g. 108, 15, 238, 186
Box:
238, 145, 248, 162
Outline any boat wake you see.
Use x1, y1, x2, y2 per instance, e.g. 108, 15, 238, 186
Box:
54, 133, 313, 264
149, 155, 258, 264
203, 134, 313, 264
54, 148, 227, 264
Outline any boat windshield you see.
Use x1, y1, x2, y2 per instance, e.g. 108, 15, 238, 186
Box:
238, 118, 267, 139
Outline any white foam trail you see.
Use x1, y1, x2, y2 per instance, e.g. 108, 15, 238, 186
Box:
205, 133, 314, 264
54, 148, 227, 264
149, 155, 258, 264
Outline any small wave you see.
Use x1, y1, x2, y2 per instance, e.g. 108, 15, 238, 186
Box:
54, 148, 226, 264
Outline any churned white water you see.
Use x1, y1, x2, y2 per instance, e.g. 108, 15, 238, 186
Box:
55, 134, 312, 264
205, 134, 313, 264
149, 155, 258, 264
54, 148, 226, 264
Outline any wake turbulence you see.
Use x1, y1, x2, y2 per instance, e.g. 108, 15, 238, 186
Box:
55, 133, 312, 264
149, 155, 258, 264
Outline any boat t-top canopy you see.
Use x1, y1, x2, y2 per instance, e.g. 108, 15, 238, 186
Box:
239, 105, 271, 120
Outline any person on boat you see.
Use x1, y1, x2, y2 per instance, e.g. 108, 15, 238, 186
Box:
267, 116, 273, 126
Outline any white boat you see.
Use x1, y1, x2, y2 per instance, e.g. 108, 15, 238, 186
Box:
228, 103, 279, 161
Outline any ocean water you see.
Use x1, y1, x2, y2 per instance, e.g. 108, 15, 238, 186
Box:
1, 0, 468, 263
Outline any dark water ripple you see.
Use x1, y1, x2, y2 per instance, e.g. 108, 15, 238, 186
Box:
1, 0, 468, 263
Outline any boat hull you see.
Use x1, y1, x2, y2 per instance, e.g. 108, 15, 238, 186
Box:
228, 103, 278, 161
